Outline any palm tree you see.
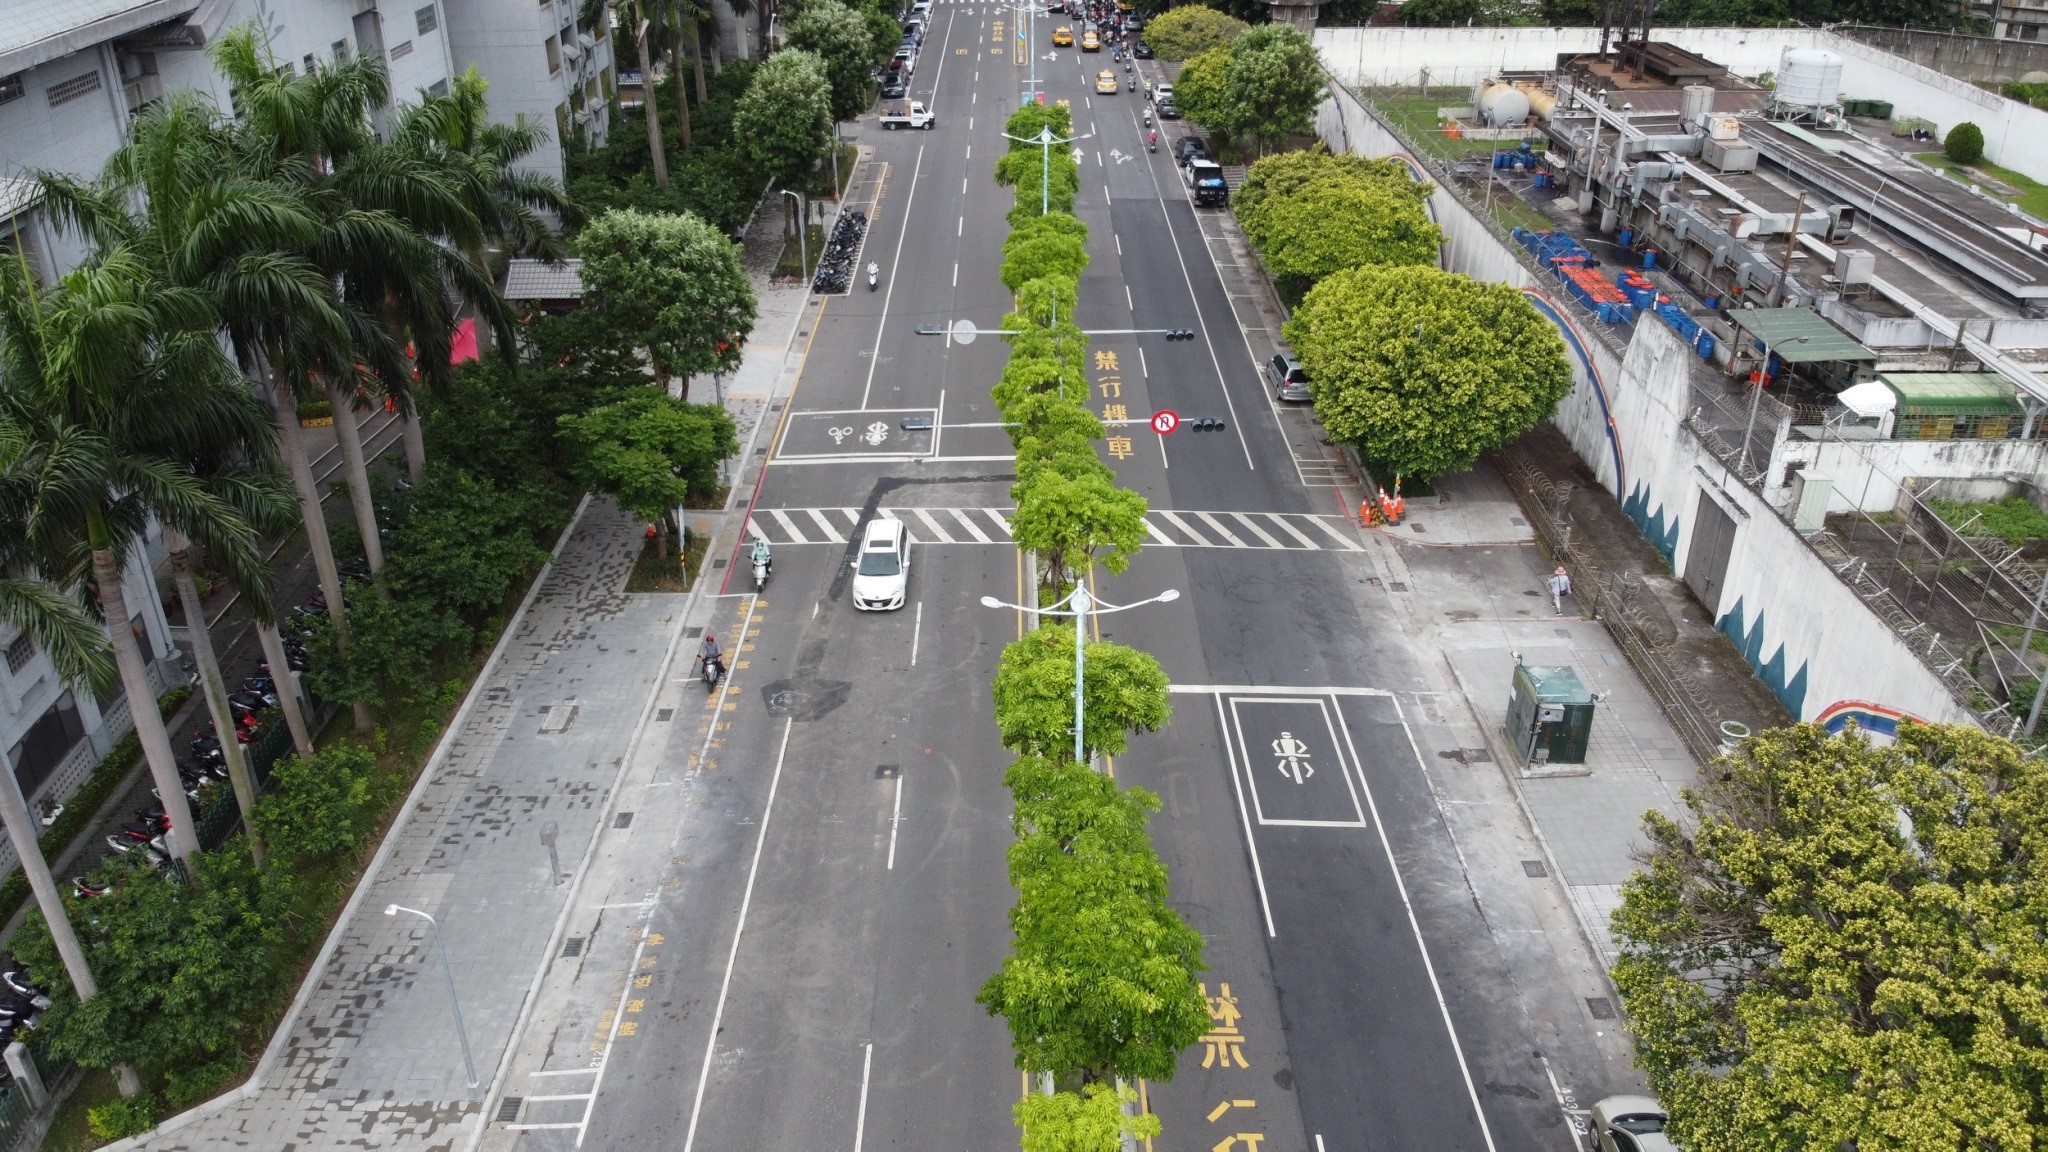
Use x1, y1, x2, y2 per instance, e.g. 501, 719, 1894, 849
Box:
0, 247, 274, 873
589, 0, 681, 179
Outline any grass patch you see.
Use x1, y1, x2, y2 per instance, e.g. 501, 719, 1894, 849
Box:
42, 1065, 120, 1152
1488, 192, 1552, 235
626, 532, 709, 593
772, 224, 828, 281
1931, 496, 2048, 547
1916, 151, 2048, 221
1364, 90, 1525, 160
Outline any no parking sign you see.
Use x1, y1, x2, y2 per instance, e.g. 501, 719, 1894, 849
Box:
1150, 409, 1180, 435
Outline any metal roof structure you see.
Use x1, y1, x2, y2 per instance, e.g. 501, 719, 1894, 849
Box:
0, 0, 200, 75
1730, 307, 1876, 363
502, 258, 584, 301
1879, 372, 2024, 415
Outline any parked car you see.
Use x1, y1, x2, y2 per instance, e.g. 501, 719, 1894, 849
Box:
1185, 159, 1228, 206
1095, 69, 1118, 94
1268, 353, 1311, 402
1133, 39, 1154, 58
1156, 96, 1180, 119
851, 518, 911, 611
1151, 82, 1173, 105
1590, 1097, 1680, 1152
1174, 136, 1208, 167
881, 73, 909, 99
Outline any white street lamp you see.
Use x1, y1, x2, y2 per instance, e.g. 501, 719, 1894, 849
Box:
385, 904, 481, 1096
1742, 334, 1808, 473
1000, 124, 1092, 216
981, 585, 1179, 766
780, 188, 807, 281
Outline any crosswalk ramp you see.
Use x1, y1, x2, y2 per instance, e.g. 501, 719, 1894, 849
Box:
745, 507, 1364, 551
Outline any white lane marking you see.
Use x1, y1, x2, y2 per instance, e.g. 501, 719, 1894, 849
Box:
910, 601, 924, 666
949, 508, 993, 542
1142, 518, 1174, 546
1157, 432, 1169, 468
852, 1042, 877, 1151
530, 1067, 601, 1077
1195, 511, 1248, 547
962, 176, 968, 194
1265, 513, 1321, 549
1304, 514, 1366, 550
1125, 283, 1133, 310
911, 507, 956, 542
523, 1093, 594, 1103
1138, 346, 1147, 376
1104, 184, 1111, 203
953, 262, 959, 286
1344, 699, 1501, 1152
887, 773, 905, 869
1216, 693, 1277, 937
1135, 124, 1255, 469
863, 141, 927, 411
958, 216, 964, 235
983, 508, 1013, 535
1229, 511, 1285, 549
745, 514, 767, 541
1317, 1138, 1328, 1152
680, 716, 795, 1152
1169, 684, 1395, 696
769, 508, 808, 543
1115, 233, 1122, 256
805, 508, 845, 541
965, 145, 972, 159
1155, 509, 1211, 545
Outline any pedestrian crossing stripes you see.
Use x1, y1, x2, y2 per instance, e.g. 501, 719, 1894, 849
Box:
744, 507, 1365, 551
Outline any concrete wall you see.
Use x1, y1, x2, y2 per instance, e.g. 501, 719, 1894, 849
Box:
1836, 24, 2048, 86
1315, 25, 2048, 186
1318, 75, 1980, 730
1792, 433, 2048, 513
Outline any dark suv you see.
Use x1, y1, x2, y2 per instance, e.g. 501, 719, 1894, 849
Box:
1267, 353, 1311, 402
1174, 136, 1207, 167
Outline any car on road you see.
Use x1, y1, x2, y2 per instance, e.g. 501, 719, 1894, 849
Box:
1155, 96, 1180, 119
1267, 352, 1312, 402
1133, 39, 1153, 58
1081, 28, 1100, 50
1185, 158, 1228, 206
1052, 25, 1073, 44
1174, 136, 1208, 166
1095, 69, 1118, 94
880, 72, 909, 98
851, 517, 911, 611
1590, 1097, 1679, 1152
1151, 81, 1173, 105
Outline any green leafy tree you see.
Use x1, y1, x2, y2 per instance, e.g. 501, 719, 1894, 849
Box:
1009, 467, 1149, 591
1002, 229, 1091, 293
1000, 391, 1104, 449
1140, 5, 1247, 60
380, 468, 551, 624
997, 148, 1081, 217
978, 754, 1207, 1083
1946, 120, 1985, 165
1251, 172, 1442, 286
1235, 150, 1432, 252
573, 207, 757, 385
992, 626, 1170, 762
302, 592, 472, 709
786, 0, 876, 122
1612, 721, 2048, 1152
1218, 25, 1326, 155
1017, 1083, 1163, 1151
1170, 47, 1232, 132
558, 390, 739, 552
248, 745, 382, 863
1005, 101, 1075, 146
1399, 0, 1485, 23
734, 48, 834, 188
1284, 264, 1572, 484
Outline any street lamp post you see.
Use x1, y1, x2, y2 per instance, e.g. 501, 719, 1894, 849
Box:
1000, 125, 1092, 216
385, 904, 481, 1096
780, 188, 807, 279
980, 585, 1180, 767
1741, 335, 1808, 474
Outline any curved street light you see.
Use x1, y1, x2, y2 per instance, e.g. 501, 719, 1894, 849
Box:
981, 584, 1179, 766
385, 904, 481, 1096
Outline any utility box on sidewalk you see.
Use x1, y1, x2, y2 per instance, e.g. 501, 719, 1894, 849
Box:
1508, 661, 1595, 768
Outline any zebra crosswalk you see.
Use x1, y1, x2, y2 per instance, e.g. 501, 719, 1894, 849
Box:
744, 507, 1365, 551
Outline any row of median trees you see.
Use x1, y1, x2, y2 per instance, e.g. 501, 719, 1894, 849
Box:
972, 100, 1203, 1151
0, 20, 757, 1138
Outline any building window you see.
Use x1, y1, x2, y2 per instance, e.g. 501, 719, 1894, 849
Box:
2027, 22, 2043, 37
0, 74, 24, 105
390, 39, 414, 59
428, 78, 449, 96
10, 691, 85, 800
46, 71, 103, 107
5, 634, 34, 675
556, 101, 569, 142
303, 53, 317, 74
545, 34, 561, 73
333, 39, 350, 60
417, 4, 439, 34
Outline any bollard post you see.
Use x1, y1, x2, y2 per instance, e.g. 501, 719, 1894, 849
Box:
7, 1042, 46, 1109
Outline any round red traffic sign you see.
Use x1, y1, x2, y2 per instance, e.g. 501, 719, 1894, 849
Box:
1151, 409, 1180, 435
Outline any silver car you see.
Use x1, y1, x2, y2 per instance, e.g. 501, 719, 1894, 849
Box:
1267, 352, 1311, 402
1590, 1096, 1680, 1152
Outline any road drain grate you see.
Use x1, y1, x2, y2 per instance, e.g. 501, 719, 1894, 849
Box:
615, 812, 634, 829
1521, 860, 1547, 877
497, 1098, 523, 1123
1586, 997, 1616, 1020
562, 938, 584, 958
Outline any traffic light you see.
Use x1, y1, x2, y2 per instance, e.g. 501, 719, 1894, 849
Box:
1164, 328, 1196, 341
1190, 417, 1227, 431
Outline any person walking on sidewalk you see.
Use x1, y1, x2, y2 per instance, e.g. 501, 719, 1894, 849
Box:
1548, 566, 1574, 616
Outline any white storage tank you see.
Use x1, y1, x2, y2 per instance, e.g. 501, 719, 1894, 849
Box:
1775, 47, 1843, 111
1681, 84, 1715, 128
1477, 80, 1531, 128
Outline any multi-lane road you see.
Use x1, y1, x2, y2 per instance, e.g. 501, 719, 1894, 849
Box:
503, 9, 1617, 1148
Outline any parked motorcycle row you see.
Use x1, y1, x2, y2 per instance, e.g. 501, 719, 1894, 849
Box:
810, 210, 871, 294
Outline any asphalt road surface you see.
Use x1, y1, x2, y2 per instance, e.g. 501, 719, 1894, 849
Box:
562, 8, 1593, 1149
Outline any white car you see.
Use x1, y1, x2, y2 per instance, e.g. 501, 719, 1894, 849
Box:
1590, 1096, 1680, 1152
851, 517, 911, 611
1151, 82, 1173, 106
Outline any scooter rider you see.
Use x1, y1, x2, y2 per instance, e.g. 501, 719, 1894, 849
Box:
749, 536, 774, 580
698, 632, 727, 684
867, 260, 880, 290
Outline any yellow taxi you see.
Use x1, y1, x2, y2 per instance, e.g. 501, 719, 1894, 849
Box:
1095, 69, 1118, 94
1080, 28, 1100, 51
1052, 25, 1073, 45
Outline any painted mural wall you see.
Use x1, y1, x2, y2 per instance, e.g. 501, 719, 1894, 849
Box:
1317, 78, 1977, 731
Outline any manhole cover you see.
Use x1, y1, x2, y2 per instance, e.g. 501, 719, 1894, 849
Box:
1521, 860, 1546, 877
657, 708, 674, 721
1586, 997, 1616, 1020
614, 812, 634, 829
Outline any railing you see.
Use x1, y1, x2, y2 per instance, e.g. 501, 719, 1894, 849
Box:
195, 707, 318, 853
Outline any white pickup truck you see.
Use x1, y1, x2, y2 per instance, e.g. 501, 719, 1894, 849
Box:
878, 100, 935, 130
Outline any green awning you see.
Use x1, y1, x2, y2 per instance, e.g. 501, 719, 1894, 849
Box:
1879, 372, 2024, 416
1731, 308, 1876, 363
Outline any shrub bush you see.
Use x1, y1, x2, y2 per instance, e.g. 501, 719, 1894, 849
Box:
1946, 121, 1985, 165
